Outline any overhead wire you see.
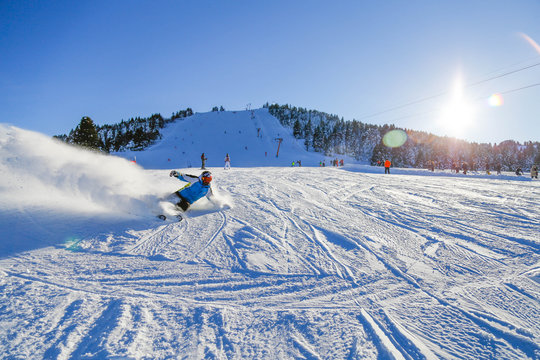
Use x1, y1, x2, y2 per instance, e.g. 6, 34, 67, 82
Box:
468, 62, 540, 87
500, 82, 540, 95
379, 82, 540, 127
355, 59, 540, 122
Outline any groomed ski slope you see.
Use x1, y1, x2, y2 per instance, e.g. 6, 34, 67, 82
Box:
1, 117, 539, 359
120, 109, 320, 169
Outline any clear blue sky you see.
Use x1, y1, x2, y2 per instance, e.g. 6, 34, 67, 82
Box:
1, 1, 539, 143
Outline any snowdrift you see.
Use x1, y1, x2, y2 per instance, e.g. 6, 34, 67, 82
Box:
0, 125, 173, 255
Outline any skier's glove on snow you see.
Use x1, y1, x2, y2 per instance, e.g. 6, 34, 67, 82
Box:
169, 170, 179, 177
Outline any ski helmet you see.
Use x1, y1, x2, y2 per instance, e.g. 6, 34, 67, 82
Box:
200, 171, 212, 185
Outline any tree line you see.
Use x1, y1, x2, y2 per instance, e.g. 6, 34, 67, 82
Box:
55, 108, 193, 152
264, 103, 540, 171
55, 103, 539, 171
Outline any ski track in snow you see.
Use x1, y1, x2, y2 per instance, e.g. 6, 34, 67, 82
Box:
1, 167, 538, 359
1, 118, 540, 359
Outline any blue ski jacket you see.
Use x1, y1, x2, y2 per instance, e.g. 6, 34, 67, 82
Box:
175, 173, 213, 204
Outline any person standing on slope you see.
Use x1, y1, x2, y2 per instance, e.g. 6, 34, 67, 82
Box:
168, 170, 214, 211
462, 162, 468, 175
224, 153, 231, 170
495, 163, 502, 175
201, 153, 207, 169
531, 164, 538, 179
384, 159, 391, 174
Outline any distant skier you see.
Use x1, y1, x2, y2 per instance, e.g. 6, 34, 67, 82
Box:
224, 153, 231, 170
384, 159, 391, 174
531, 164, 539, 179
201, 153, 207, 169
462, 162, 468, 175
168, 170, 214, 211
515, 167, 523, 176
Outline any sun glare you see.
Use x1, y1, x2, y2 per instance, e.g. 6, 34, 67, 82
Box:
438, 77, 476, 137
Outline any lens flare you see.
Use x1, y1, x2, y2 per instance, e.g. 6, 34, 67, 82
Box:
520, 33, 540, 55
383, 129, 407, 148
488, 93, 504, 107
65, 237, 81, 251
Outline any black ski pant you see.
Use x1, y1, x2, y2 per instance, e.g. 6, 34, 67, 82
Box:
174, 192, 191, 211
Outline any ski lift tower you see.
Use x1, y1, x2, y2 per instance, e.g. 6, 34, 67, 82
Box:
275, 138, 283, 158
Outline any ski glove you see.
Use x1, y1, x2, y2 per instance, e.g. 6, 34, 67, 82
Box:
169, 170, 180, 178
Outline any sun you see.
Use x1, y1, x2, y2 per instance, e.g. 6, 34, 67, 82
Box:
439, 98, 475, 136
438, 77, 475, 137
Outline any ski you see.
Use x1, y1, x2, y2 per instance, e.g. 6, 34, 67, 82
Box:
157, 214, 184, 222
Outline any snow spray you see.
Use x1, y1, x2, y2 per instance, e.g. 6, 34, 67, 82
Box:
0, 125, 166, 217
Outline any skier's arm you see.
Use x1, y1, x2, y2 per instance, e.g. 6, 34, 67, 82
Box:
169, 170, 199, 183
179, 173, 199, 183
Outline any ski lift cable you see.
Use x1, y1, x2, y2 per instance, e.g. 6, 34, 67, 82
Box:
500, 82, 540, 95
355, 61, 540, 122
379, 82, 540, 126
468, 62, 540, 87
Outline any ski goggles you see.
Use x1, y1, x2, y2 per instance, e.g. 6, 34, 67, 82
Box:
201, 175, 212, 184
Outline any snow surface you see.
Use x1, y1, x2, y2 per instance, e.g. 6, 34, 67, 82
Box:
0, 111, 539, 359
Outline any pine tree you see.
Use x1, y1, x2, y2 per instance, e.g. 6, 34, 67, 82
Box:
293, 119, 302, 138
534, 151, 540, 165
312, 125, 324, 152
303, 119, 313, 150
71, 116, 101, 150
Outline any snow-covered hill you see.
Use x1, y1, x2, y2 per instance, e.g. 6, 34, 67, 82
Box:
0, 121, 539, 359
119, 109, 328, 169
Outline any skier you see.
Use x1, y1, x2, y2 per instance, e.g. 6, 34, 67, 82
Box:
201, 153, 207, 169
384, 159, 391, 174
515, 167, 523, 176
531, 164, 539, 179
224, 153, 231, 170
462, 162, 468, 175
168, 170, 214, 212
